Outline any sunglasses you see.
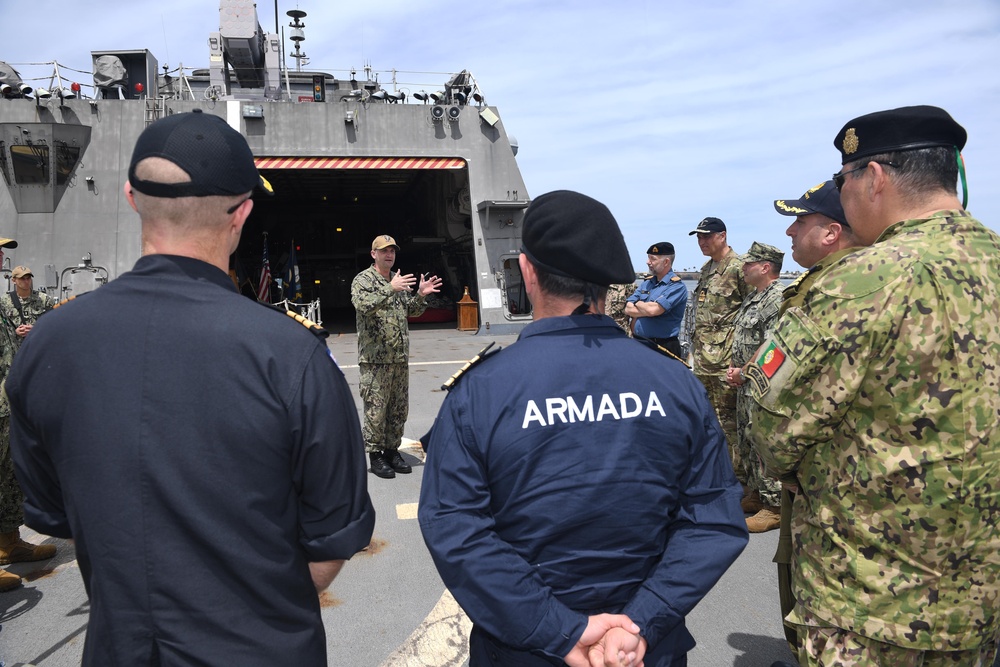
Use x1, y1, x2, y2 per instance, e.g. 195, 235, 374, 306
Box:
833, 161, 898, 191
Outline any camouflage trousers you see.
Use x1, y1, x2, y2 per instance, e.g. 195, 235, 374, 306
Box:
696, 372, 743, 484
795, 609, 999, 667
736, 387, 781, 505
0, 416, 25, 533
359, 362, 409, 454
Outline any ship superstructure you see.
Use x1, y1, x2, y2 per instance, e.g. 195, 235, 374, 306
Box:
0, 0, 532, 332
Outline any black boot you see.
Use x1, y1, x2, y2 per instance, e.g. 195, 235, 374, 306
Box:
388, 450, 412, 474
369, 451, 395, 479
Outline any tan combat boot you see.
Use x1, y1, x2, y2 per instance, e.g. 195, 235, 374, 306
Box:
746, 507, 781, 533
0, 567, 22, 592
741, 488, 765, 514
0, 530, 57, 565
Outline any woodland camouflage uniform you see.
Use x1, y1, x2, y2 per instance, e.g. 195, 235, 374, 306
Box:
604, 282, 635, 334
748, 210, 1000, 661
351, 264, 427, 454
692, 247, 749, 479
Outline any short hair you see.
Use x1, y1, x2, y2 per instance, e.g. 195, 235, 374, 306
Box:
764, 257, 782, 276
846, 146, 958, 199
531, 261, 608, 303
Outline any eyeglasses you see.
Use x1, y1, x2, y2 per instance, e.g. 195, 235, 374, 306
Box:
833, 161, 898, 191
226, 196, 252, 214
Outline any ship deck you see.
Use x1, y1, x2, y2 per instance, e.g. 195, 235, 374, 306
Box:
0, 326, 795, 667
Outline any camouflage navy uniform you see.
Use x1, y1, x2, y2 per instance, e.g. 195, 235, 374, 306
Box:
604, 282, 636, 334
692, 247, 749, 479
731, 278, 783, 505
0, 310, 22, 533
351, 265, 427, 454
0, 290, 53, 351
748, 211, 1000, 664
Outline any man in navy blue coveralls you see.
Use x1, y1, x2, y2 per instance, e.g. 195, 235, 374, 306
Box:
7, 111, 375, 666
419, 190, 748, 667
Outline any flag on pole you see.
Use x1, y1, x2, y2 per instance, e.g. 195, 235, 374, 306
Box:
257, 237, 271, 303
285, 239, 302, 301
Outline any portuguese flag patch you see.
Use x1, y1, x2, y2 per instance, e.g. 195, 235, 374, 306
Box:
756, 341, 786, 378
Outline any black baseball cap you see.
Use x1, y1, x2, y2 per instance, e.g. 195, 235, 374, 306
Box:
834, 105, 967, 165
521, 190, 635, 287
688, 217, 726, 235
128, 110, 273, 198
773, 180, 846, 225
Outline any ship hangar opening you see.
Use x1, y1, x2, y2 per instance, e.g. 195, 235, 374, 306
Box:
236, 157, 481, 333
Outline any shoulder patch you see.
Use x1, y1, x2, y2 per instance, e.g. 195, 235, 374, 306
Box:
284, 309, 328, 339
670, 274, 682, 282
441, 341, 501, 391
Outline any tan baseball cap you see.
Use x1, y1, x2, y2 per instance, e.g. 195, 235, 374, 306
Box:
371, 235, 399, 251
0, 238, 17, 249
11, 265, 32, 279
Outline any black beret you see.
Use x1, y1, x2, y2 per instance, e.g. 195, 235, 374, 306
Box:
646, 242, 674, 255
834, 105, 967, 165
129, 110, 273, 198
521, 190, 635, 287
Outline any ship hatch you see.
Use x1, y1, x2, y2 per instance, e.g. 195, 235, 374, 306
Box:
236, 156, 475, 332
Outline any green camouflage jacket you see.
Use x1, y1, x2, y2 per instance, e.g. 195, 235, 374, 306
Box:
747, 210, 1000, 649
731, 279, 783, 369
692, 247, 750, 376
351, 265, 427, 364
605, 282, 636, 333
779, 246, 859, 316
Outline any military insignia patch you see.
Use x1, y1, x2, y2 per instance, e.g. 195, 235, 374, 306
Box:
843, 128, 859, 155
756, 340, 786, 378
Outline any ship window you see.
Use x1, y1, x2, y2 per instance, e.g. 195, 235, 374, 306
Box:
0, 142, 9, 186
10, 144, 49, 185
55, 141, 82, 186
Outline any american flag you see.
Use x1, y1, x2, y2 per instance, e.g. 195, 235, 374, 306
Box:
257, 238, 271, 302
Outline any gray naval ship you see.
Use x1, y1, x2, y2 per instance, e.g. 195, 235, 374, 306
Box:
0, 0, 531, 333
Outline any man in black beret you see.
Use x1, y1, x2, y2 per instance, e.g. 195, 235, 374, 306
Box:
7, 111, 375, 665
625, 241, 688, 357
421, 190, 748, 667
748, 105, 1000, 666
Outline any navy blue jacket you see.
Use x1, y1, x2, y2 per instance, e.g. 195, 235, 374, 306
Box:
419, 314, 747, 665
8, 255, 375, 667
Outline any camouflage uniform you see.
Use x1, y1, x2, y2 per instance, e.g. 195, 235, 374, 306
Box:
351, 265, 427, 454
0, 310, 22, 533
692, 247, 750, 479
0, 290, 54, 351
605, 282, 636, 334
731, 279, 783, 505
748, 211, 1000, 661
772, 245, 860, 655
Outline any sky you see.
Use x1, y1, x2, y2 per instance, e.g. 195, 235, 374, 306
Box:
2, 0, 998, 272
